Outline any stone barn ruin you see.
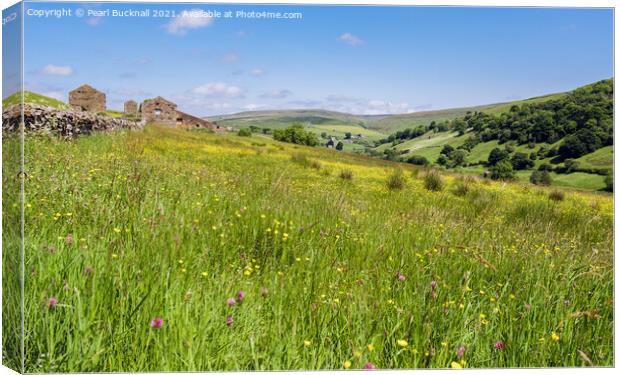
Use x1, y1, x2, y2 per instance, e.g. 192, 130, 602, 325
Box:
124, 100, 137, 115
141, 96, 178, 125
69, 84, 106, 112
141, 96, 220, 130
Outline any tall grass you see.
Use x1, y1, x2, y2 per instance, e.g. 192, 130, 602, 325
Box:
2, 126, 613, 371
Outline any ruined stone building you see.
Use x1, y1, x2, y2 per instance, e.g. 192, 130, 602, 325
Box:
124, 100, 137, 115
69, 84, 106, 112
141, 96, 221, 131
141, 96, 178, 125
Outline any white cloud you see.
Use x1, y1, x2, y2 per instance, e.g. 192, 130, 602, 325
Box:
249, 68, 265, 76
165, 9, 214, 35
339, 32, 364, 46
191, 82, 244, 98
220, 52, 240, 63
244, 103, 264, 111
41, 64, 73, 76
260, 89, 292, 99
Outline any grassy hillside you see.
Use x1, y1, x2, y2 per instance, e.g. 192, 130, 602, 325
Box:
3, 91, 71, 110
2, 126, 613, 371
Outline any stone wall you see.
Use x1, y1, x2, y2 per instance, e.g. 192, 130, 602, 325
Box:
2, 104, 142, 138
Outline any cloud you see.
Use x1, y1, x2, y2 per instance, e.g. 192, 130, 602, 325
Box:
41, 64, 73, 76
220, 52, 239, 63
191, 82, 244, 98
324, 94, 412, 115
339, 32, 364, 46
249, 68, 265, 76
260, 89, 292, 99
244, 103, 264, 111
165, 9, 214, 35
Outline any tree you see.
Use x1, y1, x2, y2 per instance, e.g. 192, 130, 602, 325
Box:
272, 124, 319, 146
237, 128, 252, 137
530, 170, 552, 186
451, 150, 467, 167
488, 148, 509, 166
436, 155, 449, 166
335, 141, 344, 151
510, 152, 534, 170
344, 132, 352, 140
407, 155, 429, 166
440, 144, 454, 157
604, 173, 613, 192
490, 160, 515, 180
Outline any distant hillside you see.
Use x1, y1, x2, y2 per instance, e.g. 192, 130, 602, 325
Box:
208, 91, 570, 135
373, 78, 613, 191
3, 91, 70, 110
209, 109, 370, 129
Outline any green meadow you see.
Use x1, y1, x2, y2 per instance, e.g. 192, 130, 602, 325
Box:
2, 126, 613, 371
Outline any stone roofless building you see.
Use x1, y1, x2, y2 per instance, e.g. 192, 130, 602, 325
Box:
68, 84, 106, 112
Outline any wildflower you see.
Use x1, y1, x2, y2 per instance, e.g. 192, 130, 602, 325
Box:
47, 297, 58, 307
226, 316, 233, 327
201, 271, 208, 277
367, 344, 375, 351
396, 271, 406, 281
551, 332, 560, 342
150, 317, 164, 328
451, 361, 463, 369
456, 345, 466, 358
524, 303, 531, 312
364, 362, 376, 370
113, 228, 121, 233
65, 234, 73, 244
397, 339, 408, 347
431, 280, 437, 290
237, 290, 246, 302
84, 266, 93, 275
304, 340, 311, 347
227, 297, 236, 306
260, 287, 269, 296
494, 340, 505, 350
344, 360, 352, 369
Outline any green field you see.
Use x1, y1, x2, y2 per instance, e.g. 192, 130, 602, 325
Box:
2, 126, 613, 371
3, 91, 71, 110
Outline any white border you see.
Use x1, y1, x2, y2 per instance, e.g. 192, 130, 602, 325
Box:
0, 1, 616, 375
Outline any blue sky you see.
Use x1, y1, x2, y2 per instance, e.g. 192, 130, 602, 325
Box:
14, 2, 614, 116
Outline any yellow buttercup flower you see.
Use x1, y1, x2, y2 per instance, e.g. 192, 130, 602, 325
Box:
451, 361, 463, 369
304, 340, 311, 347
367, 344, 375, 351
397, 339, 408, 347
344, 360, 351, 369
551, 332, 560, 342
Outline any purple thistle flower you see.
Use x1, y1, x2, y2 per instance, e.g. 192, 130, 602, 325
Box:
226, 315, 234, 327
396, 271, 406, 282
456, 345, 466, 358
47, 297, 58, 307
150, 317, 164, 328
227, 297, 236, 306
237, 290, 246, 302
65, 234, 74, 244
364, 362, 377, 370
84, 266, 93, 275
430, 280, 437, 291
494, 340, 505, 350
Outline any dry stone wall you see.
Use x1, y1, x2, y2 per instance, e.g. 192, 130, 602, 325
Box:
2, 104, 142, 138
